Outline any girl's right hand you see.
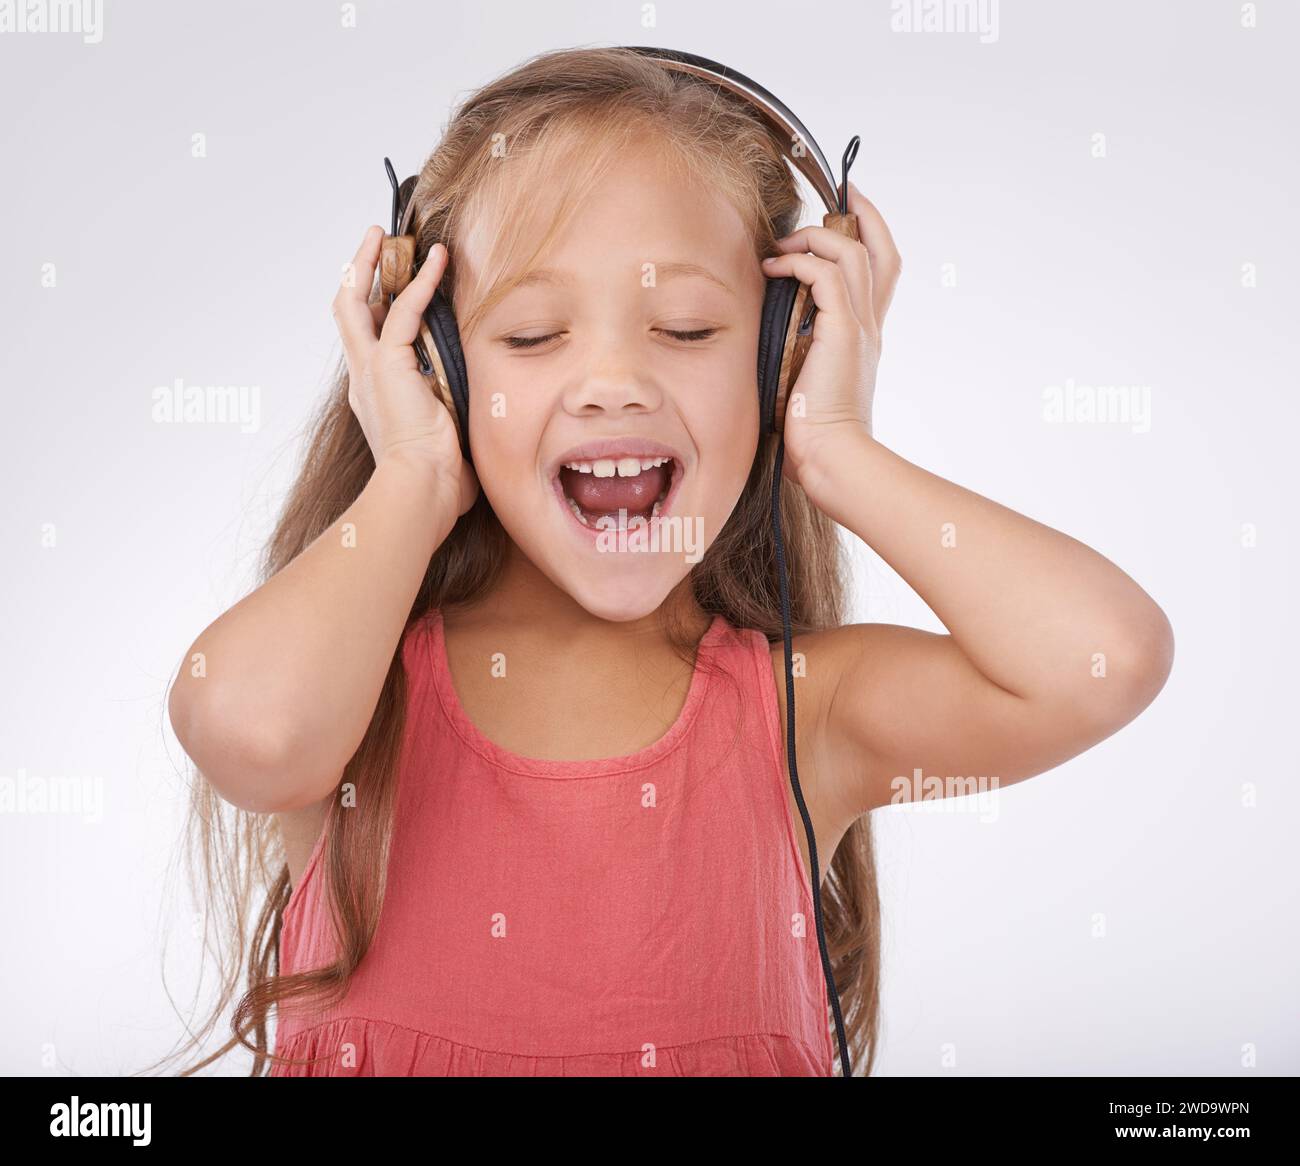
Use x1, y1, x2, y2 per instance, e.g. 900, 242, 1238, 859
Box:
332, 225, 479, 516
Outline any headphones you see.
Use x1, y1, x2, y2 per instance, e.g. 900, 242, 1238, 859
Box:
379, 46, 860, 1078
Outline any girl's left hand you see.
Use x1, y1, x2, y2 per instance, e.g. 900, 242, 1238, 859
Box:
760, 181, 901, 495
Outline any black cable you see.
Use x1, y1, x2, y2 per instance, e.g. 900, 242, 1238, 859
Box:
771, 432, 853, 1077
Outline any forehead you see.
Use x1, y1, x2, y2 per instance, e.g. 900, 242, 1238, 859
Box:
453, 137, 758, 314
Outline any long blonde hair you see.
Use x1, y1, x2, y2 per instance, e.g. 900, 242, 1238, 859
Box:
152, 45, 881, 1077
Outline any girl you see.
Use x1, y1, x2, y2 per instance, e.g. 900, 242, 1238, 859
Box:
162, 46, 1173, 1077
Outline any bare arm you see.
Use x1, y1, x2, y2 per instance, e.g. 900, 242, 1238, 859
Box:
168, 454, 458, 813
803, 432, 1174, 816
169, 227, 476, 813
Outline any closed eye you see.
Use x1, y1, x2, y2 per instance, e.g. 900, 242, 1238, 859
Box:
501, 327, 719, 350
658, 327, 718, 342
503, 332, 563, 350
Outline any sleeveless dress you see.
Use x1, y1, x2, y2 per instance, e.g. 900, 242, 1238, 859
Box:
270, 609, 835, 1076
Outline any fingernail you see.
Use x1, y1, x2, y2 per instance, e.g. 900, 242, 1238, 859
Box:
762, 256, 777, 264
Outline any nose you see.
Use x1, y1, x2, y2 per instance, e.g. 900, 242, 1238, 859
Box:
562, 333, 664, 422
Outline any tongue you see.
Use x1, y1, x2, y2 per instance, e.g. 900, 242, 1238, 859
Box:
561, 463, 670, 519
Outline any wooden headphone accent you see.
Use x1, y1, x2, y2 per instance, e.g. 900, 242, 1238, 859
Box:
773, 210, 861, 433
379, 234, 414, 299
416, 317, 461, 448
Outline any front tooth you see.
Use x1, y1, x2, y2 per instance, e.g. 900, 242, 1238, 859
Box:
592, 459, 617, 478
616, 457, 642, 477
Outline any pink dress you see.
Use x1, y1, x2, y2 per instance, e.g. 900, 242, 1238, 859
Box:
271, 609, 835, 1076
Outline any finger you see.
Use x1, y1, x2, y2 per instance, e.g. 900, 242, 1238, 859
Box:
773, 224, 874, 330
378, 242, 448, 354
760, 250, 863, 341
845, 183, 901, 327
332, 225, 385, 358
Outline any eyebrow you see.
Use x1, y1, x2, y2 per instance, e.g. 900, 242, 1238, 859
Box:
512, 261, 735, 296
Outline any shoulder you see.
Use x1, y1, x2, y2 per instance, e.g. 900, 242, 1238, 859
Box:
761, 623, 903, 829
765, 622, 962, 819
765, 622, 920, 708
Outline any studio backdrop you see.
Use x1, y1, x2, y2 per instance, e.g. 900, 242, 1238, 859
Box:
1, 0, 1295, 1076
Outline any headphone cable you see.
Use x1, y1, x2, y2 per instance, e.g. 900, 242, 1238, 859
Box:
771, 431, 853, 1077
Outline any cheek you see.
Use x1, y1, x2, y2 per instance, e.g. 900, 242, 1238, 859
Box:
689, 342, 761, 474
463, 356, 549, 499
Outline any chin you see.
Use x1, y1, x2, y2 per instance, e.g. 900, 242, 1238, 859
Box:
568, 576, 681, 623
541, 550, 687, 623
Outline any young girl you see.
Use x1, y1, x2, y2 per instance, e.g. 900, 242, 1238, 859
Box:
163, 47, 1173, 1077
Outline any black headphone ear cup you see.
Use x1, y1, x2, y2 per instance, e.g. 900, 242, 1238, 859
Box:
757, 276, 799, 435
423, 288, 471, 462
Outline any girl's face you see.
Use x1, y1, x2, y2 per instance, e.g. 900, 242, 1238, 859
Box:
455, 144, 767, 622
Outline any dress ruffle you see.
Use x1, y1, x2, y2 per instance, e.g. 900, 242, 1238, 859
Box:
271, 1015, 831, 1077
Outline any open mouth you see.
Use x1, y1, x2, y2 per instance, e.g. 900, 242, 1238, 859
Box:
551, 454, 681, 533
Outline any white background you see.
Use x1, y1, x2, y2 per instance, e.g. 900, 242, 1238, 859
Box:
1, 0, 1295, 1075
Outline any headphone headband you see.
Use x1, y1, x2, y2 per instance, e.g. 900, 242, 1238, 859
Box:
620, 45, 842, 214
392, 46, 849, 233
